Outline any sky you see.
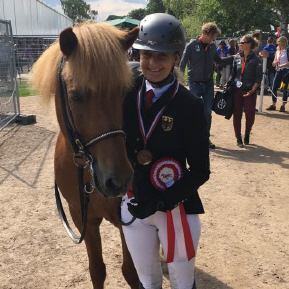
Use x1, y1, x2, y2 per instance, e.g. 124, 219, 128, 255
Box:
43, 0, 147, 22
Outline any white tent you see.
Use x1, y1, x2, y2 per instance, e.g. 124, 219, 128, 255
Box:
0, 0, 72, 36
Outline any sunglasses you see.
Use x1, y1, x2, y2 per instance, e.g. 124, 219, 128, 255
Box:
239, 41, 249, 44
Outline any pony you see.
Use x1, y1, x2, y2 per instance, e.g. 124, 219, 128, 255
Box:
30, 22, 140, 289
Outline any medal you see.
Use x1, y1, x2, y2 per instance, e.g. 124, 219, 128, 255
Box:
236, 80, 242, 88
137, 149, 153, 165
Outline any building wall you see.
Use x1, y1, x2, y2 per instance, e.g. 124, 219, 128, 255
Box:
0, 0, 72, 36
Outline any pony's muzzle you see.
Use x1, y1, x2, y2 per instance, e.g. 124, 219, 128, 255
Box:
92, 162, 133, 198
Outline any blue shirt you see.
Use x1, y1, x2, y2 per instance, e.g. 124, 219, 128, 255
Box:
217, 46, 229, 57
263, 44, 276, 59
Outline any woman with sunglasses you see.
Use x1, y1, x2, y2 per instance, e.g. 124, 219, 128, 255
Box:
266, 36, 289, 112
230, 35, 262, 147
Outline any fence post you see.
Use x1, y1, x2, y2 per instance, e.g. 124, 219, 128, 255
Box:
258, 57, 267, 113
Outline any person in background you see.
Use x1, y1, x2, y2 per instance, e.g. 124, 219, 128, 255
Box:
228, 39, 238, 56
180, 23, 233, 149
266, 36, 289, 112
230, 35, 262, 147
217, 40, 230, 88
261, 37, 277, 94
252, 30, 264, 55
121, 13, 210, 289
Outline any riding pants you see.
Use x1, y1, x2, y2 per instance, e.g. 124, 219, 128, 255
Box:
121, 196, 201, 289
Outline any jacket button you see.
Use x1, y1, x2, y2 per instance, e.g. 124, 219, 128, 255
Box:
134, 149, 138, 154
136, 138, 140, 142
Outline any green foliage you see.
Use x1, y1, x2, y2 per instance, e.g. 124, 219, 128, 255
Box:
163, 0, 197, 19
126, 0, 287, 38
182, 15, 202, 39
60, 0, 91, 24
146, 0, 166, 15
127, 8, 147, 20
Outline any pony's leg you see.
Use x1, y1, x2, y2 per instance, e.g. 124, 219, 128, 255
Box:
84, 219, 106, 289
68, 207, 106, 289
119, 227, 140, 289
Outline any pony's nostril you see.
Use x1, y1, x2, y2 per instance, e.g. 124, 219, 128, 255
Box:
105, 178, 123, 194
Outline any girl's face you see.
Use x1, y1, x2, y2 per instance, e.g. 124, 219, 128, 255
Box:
140, 50, 177, 84
277, 39, 286, 48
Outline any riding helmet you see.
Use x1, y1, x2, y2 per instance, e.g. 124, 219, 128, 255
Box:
133, 13, 186, 56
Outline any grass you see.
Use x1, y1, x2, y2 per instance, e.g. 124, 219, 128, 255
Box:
18, 81, 35, 97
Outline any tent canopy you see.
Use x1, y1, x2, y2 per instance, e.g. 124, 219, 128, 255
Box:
104, 18, 140, 30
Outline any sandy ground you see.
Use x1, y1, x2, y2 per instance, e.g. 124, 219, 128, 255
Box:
0, 92, 288, 289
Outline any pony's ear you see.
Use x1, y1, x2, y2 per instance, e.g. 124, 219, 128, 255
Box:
59, 27, 78, 60
121, 27, 140, 51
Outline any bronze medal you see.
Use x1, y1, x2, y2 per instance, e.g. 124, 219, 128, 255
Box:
137, 150, 153, 165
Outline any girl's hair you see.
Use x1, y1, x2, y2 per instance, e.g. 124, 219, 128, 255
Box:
228, 38, 236, 48
243, 34, 259, 50
277, 36, 288, 49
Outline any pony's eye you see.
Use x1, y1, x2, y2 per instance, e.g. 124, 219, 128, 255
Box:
70, 90, 82, 102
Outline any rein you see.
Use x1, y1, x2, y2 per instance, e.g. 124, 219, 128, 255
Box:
55, 59, 126, 244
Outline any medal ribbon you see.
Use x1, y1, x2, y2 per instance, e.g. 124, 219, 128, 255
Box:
137, 81, 179, 147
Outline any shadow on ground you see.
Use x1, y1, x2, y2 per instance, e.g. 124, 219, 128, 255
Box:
0, 123, 56, 187
195, 267, 234, 289
162, 262, 234, 289
212, 144, 289, 170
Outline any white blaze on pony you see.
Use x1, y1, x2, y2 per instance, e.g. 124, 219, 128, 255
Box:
30, 22, 140, 289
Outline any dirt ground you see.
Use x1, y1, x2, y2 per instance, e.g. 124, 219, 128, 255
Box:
0, 92, 288, 289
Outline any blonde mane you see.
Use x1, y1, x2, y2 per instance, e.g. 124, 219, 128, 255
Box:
30, 22, 133, 100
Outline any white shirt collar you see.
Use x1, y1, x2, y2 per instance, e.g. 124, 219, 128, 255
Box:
145, 79, 176, 103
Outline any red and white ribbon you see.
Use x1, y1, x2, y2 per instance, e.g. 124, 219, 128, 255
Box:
150, 158, 195, 263
136, 82, 179, 147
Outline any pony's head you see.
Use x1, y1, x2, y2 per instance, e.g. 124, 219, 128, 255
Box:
31, 22, 139, 197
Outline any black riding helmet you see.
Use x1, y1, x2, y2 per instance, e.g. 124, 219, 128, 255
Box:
133, 13, 186, 56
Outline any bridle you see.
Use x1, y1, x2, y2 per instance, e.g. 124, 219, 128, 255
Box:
55, 58, 126, 244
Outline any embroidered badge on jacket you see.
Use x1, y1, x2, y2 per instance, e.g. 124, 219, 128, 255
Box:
161, 116, 174, 131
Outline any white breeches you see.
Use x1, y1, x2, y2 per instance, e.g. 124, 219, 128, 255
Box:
121, 196, 201, 289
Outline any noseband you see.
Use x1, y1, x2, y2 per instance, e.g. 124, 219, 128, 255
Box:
55, 59, 126, 244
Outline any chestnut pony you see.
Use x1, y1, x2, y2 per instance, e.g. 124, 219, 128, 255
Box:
30, 22, 139, 289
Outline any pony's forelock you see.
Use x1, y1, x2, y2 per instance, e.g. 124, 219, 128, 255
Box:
30, 22, 133, 100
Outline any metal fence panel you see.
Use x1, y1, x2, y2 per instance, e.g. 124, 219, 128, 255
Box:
0, 20, 19, 130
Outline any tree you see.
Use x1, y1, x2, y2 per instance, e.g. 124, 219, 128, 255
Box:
60, 0, 91, 24
128, 8, 146, 20
269, 0, 289, 37
163, 0, 197, 19
90, 9, 98, 22
146, 0, 166, 15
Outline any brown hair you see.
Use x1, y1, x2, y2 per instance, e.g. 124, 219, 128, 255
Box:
201, 22, 221, 36
242, 34, 259, 50
252, 31, 261, 40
